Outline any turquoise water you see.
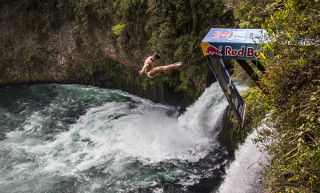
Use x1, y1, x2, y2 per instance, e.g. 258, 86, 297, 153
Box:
0, 83, 231, 193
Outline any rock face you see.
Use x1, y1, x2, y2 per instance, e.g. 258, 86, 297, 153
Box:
0, 1, 235, 109
0, 1, 249, 160
0, 21, 200, 109
219, 106, 252, 157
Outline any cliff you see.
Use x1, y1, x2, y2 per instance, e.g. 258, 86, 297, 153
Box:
0, 0, 235, 109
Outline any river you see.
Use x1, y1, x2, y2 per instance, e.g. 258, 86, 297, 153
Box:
0, 82, 265, 193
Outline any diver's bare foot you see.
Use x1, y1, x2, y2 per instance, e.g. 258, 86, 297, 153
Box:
174, 62, 182, 69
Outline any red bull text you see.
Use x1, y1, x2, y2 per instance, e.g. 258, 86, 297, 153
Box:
202, 43, 261, 59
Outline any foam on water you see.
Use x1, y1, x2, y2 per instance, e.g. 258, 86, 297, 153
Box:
0, 83, 230, 192
218, 129, 268, 193
179, 83, 228, 141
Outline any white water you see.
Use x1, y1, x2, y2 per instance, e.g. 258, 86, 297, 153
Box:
218, 130, 268, 193
0, 83, 231, 192
0, 82, 267, 193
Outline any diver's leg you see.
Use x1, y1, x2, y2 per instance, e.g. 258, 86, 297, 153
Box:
148, 62, 182, 77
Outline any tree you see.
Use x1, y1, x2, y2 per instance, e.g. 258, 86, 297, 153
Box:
242, 0, 320, 192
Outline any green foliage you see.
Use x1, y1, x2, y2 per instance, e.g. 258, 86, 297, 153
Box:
1, 1, 319, 192
1, 0, 236, 106
4, 0, 74, 38
112, 24, 126, 35
68, 0, 235, 101
225, 0, 283, 28
237, 0, 320, 192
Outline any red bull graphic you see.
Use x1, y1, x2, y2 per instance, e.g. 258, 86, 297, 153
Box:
201, 28, 268, 127
225, 46, 245, 57
201, 43, 262, 59
205, 45, 223, 56
246, 47, 261, 57
212, 31, 223, 39
201, 28, 267, 60
212, 31, 232, 39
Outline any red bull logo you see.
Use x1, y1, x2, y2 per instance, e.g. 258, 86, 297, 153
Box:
201, 42, 261, 59
205, 45, 223, 56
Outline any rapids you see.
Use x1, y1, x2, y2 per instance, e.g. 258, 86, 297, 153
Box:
0, 83, 265, 193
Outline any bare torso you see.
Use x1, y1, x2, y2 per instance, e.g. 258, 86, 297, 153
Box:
143, 56, 155, 73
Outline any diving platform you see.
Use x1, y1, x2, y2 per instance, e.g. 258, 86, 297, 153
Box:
201, 28, 267, 127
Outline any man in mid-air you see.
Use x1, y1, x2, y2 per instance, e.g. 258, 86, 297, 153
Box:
138, 53, 182, 78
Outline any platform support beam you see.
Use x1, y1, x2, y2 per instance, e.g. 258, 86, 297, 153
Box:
236, 60, 262, 87
255, 61, 265, 72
